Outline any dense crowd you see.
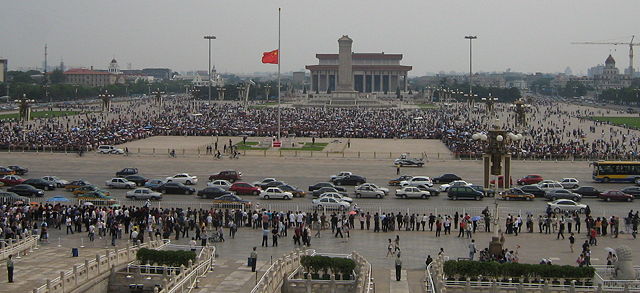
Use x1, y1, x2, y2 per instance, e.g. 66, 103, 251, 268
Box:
1, 96, 639, 160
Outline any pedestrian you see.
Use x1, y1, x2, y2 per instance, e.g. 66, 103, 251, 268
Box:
468, 239, 477, 260
396, 166, 400, 175
272, 227, 279, 247
261, 228, 269, 247
395, 254, 402, 281
569, 233, 575, 253
386, 239, 394, 257
557, 220, 565, 240
394, 235, 400, 253
6, 255, 13, 283
250, 247, 258, 272
425, 255, 433, 269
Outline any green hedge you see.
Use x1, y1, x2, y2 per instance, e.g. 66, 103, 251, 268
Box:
136, 248, 197, 267
443, 260, 594, 279
300, 255, 356, 276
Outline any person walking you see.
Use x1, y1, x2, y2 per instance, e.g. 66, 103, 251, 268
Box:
396, 166, 400, 175
386, 239, 394, 257
250, 247, 258, 272
6, 255, 14, 283
395, 254, 402, 281
261, 228, 269, 247
468, 239, 477, 260
271, 227, 279, 247
569, 233, 575, 253
557, 220, 565, 240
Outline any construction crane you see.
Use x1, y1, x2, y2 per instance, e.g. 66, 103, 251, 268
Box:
572, 35, 640, 75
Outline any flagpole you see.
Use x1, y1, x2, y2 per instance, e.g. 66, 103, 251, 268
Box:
277, 7, 281, 141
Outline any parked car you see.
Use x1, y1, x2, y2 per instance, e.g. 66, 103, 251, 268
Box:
621, 186, 640, 197
72, 185, 111, 197
277, 184, 306, 197
159, 182, 195, 195
116, 168, 138, 177
259, 181, 286, 190
0, 175, 26, 186
65, 180, 91, 191
312, 197, 350, 210
388, 175, 413, 186
0, 191, 29, 204
78, 192, 116, 205
331, 174, 366, 186
208, 170, 242, 182
545, 189, 582, 201
23, 178, 56, 191
470, 185, 495, 197
252, 178, 278, 187
354, 185, 385, 199
538, 182, 564, 191
125, 175, 148, 187
393, 158, 424, 167
500, 188, 535, 201
490, 176, 513, 188
447, 186, 483, 201
599, 190, 634, 202
319, 192, 353, 203
0, 167, 15, 176
439, 180, 472, 192
97, 145, 124, 154
572, 186, 601, 197
229, 182, 262, 195
395, 186, 431, 199
547, 200, 587, 213
400, 176, 433, 187
42, 176, 70, 188
312, 187, 347, 198
415, 184, 441, 196
517, 174, 544, 185
145, 179, 166, 191
330, 171, 352, 181
8, 184, 45, 197
212, 194, 251, 208
207, 180, 233, 191
165, 173, 198, 185
560, 178, 580, 189
198, 187, 231, 199
105, 178, 137, 189
8, 165, 28, 175
432, 173, 462, 184
126, 188, 162, 200
308, 182, 346, 192
356, 183, 389, 195
259, 187, 293, 200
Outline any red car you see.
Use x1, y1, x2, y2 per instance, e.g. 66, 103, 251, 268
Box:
0, 175, 27, 186
490, 176, 513, 188
517, 174, 543, 185
599, 190, 634, 202
209, 170, 242, 182
229, 182, 261, 195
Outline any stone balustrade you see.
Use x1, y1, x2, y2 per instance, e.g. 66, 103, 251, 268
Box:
0, 235, 39, 261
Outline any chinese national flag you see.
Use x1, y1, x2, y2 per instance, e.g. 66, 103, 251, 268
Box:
261, 49, 279, 64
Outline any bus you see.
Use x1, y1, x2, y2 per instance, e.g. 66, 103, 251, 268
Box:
592, 161, 640, 184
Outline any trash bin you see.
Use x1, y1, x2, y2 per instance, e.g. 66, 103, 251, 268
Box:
72, 248, 79, 257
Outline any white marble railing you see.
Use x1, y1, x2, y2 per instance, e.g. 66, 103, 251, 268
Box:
33, 239, 167, 293
0, 235, 39, 261
160, 245, 216, 293
251, 249, 305, 293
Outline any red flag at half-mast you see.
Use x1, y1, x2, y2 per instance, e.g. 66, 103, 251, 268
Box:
262, 50, 279, 64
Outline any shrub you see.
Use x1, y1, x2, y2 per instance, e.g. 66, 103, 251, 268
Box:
136, 248, 196, 267
443, 261, 595, 280
297, 255, 356, 278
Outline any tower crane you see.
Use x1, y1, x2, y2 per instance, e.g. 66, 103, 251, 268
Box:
572, 35, 640, 75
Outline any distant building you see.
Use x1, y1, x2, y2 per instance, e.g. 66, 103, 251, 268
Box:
292, 71, 306, 87
141, 68, 172, 80
64, 68, 125, 87
572, 55, 632, 90
0, 59, 7, 83
108, 58, 120, 74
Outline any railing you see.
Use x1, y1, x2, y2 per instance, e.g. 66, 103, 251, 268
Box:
162, 245, 216, 293
250, 249, 305, 293
593, 265, 640, 291
33, 239, 168, 293
425, 261, 436, 293
0, 235, 39, 261
442, 279, 602, 292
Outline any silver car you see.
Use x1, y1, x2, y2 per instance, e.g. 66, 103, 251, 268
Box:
545, 189, 582, 201
354, 185, 385, 198
207, 180, 232, 191
126, 188, 162, 200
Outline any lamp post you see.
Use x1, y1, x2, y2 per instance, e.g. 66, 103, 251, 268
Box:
15, 94, 35, 123
472, 124, 522, 257
514, 99, 527, 127
216, 86, 226, 101
151, 88, 165, 107
264, 84, 272, 101
465, 35, 477, 100
481, 94, 498, 117
98, 90, 114, 112
465, 93, 478, 107
204, 35, 216, 104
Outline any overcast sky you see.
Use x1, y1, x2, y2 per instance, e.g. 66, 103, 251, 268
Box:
2, 0, 639, 76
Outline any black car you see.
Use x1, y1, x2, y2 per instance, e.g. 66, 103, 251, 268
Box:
308, 182, 346, 192
116, 168, 138, 177
125, 175, 149, 186
393, 158, 424, 167
0, 191, 29, 204
572, 186, 602, 197
447, 186, 483, 200
23, 178, 56, 191
259, 181, 285, 190
159, 182, 195, 195
8, 184, 45, 197
332, 175, 366, 186
198, 187, 231, 199
433, 173, 462, 184
8, 165, 28, 175
520, 185, 547, 198
621, 186, 640, 197
470, 185, 495, 197
312, 187, 348, 197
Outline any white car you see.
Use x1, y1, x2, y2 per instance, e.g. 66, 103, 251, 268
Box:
560, 178, 580, 189
400, 176, 433, 187
439, 180, 472, 192
252, 178, 277, 187
97, 145, 124, 154
547, 199, 587, 213
356, 183, 389, 195
395, 186, 431, 199
319, 192, 353, 203
312, 197, 350, 210
330, 171, 352, 181
259, 187, 293, 200
126, 188, 162, 200
105, 178, 136, 189
354, 184, 386, 198
165, 173, 198, 185
207, 180, 232, 190
42, 176, 70, 188
538, 182, 564, 190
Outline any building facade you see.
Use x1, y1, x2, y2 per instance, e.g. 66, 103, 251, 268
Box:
64, 68, 125, 87
306, 46, 412, 94
572, 55, 632, 90
0, 59, 7, 83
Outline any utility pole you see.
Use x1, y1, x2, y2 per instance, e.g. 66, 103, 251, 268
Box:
204, 35, 216, 104
464, 36, 477, 103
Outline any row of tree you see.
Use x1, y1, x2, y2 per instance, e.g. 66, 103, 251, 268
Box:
436, 82, 522, 102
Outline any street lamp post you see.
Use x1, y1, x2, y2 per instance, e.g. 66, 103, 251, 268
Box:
204, 35, 216, 104
151, 88, 165, 107
98, 90, 114, 112
482, 94, 498, 117
465, 35, 477, 102
15, 94, 35, 123
514, 99, 527, 127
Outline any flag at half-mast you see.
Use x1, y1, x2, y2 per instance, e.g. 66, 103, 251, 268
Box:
261, 49, 279, 64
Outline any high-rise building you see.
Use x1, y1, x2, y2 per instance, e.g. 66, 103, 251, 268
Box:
0, 59, 7, 83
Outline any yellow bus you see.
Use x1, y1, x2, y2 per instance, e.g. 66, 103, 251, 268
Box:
592, 161, 640, 184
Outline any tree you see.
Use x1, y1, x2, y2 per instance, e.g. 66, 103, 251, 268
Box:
49, 69, 66, 84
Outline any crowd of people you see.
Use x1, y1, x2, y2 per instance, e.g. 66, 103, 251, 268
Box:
1, 96, 640, 160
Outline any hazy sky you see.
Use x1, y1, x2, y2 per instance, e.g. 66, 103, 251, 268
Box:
2, 0, 639, 76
